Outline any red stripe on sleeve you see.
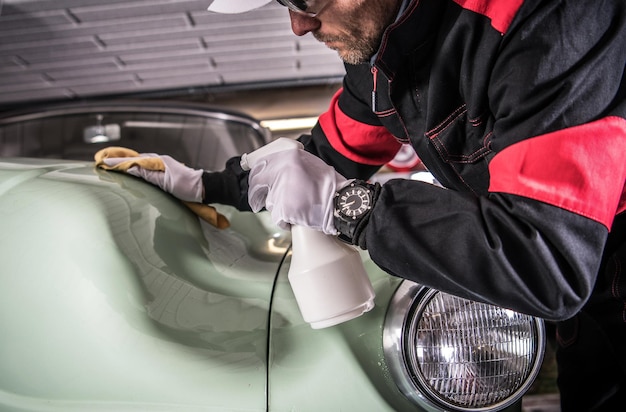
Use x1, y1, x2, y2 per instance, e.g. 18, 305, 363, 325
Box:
318, 89, 402, 165
489, 117, 626, 229
452, 0, 524, 34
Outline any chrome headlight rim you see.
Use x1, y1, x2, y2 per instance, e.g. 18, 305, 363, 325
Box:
383, 281, 546, 412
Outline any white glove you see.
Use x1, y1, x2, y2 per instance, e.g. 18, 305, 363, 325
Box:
103, 154, 204, 203
247, 148, 350, 234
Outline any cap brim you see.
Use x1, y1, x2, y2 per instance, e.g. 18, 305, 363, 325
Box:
207, 0, 273, 14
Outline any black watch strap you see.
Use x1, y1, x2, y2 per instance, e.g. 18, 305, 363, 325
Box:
333, 180, 380, 246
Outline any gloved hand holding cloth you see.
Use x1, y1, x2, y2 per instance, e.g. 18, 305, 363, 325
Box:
94, 146, 230, 229
95, 142, 379, 244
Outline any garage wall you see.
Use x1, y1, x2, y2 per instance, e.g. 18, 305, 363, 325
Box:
0, 0, 345, 108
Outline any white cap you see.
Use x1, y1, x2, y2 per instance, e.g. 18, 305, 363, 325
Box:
207, 0, 273, 14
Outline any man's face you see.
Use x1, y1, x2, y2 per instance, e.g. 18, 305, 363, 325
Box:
287, 0, 401, 65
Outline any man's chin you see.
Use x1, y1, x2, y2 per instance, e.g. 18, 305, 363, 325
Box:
314, 34, 371, 64
336, 50, 370, 65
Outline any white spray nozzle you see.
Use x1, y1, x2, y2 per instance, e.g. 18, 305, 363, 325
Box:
240, 137, 304, 171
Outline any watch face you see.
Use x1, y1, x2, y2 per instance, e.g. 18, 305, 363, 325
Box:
336, 185, 371, 219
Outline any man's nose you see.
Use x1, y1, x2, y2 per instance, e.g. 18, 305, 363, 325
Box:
288, 10, 321, 36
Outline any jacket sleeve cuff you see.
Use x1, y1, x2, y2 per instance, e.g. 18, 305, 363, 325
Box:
201, 156, 252, 211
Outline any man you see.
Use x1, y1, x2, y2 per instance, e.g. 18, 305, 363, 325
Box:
103, 0, 626, 410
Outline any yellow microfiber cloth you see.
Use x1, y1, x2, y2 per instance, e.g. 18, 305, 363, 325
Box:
95, 146, 230, 229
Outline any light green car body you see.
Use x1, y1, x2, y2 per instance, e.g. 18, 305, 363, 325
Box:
0, 157, 444, 412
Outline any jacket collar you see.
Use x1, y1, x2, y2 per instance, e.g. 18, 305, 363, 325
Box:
373, 0, 446, 80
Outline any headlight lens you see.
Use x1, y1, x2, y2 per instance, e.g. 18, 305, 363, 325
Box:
383, 282, 545, 411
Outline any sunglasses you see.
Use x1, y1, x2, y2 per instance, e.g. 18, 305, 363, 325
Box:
276, 0, 328, 17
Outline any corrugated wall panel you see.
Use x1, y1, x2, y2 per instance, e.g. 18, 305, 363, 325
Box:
0, 0, 345, 108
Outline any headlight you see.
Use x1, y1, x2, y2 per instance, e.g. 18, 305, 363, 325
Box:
383, 282, 545, 411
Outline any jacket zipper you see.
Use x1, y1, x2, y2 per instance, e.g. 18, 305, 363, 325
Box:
371, 66, 378, 112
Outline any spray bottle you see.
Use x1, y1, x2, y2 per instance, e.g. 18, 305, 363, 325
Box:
240, 138, 375, 329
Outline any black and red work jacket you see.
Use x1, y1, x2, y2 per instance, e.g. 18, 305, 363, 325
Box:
300, 0, 626, 324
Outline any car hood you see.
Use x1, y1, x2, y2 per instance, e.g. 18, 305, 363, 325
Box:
0, 158, 288, 411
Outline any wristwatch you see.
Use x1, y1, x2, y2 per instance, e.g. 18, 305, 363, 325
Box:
333, 180, 380, 244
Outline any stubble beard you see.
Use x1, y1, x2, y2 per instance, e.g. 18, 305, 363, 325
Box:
313, 0, 399, 65
313, 1, 396, 64
314, 30, 378, 65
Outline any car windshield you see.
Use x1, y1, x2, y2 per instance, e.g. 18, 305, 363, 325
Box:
0, 102, 269, 170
